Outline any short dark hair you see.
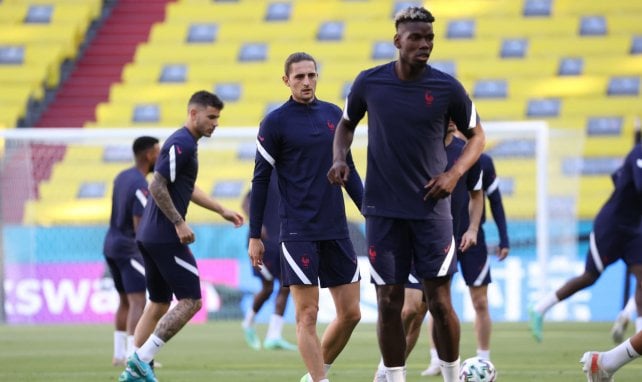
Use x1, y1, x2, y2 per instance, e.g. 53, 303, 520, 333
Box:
394, 7, 435, 30
284, 52, 317, 76
132, 136, 159, 156
188, 90, 224, 110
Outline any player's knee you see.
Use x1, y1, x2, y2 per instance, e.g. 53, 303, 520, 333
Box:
339, 306, 361, 327
471, 296, 488, 312
427, 298, 453, 318
296, 304, 319, 327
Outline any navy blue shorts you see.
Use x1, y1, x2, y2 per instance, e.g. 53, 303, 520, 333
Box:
280, 239, 360, 288
105, 255, 146, 294
458, 229, 491, 286
137, 241, 202, 302
252, 240, 281, 282
405, 263, 423, 291
367, 216, 456, 285
585, 229, 642, 274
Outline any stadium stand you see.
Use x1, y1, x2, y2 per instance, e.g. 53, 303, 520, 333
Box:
8, 0, 642, 224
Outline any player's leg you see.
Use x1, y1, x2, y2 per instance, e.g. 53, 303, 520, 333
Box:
420, 312, 442, 377
262, 244, 297, 350
469, 285, 491, 359
625, 238, 642, 334
280, 241, 327, 381
612, 295, 635, 343
581, 329, 642, 380
401, 287, 427, 358
106, 257, 129, 366
290, 284, 325, 381
120, 255, 147, 357
242, 275, 273, 350
366, 216, 412, 381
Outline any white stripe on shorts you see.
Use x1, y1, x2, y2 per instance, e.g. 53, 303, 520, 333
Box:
174, 256, 199, 277
281, 243, 312, 284
437, 236, 457, 277
351, 262, 360, 283
589, 231, 604, 273
408, 273, 419, 284
130, 258, 145, 276
473, 256, 490, 287
369, 264, 386, 285
259, 264, 274, 281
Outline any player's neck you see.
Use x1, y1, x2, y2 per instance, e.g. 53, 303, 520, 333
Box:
394, 60, 426, 81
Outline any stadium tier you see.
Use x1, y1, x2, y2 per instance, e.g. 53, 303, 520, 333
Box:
0, 0, 101, 127
8, 0, 642, 224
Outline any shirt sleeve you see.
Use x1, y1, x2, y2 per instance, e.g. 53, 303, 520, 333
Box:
447, 77, 480, 134
344, 150, 364, 211
630, 145, 642, 195
250, 116, 279, 238
482, 155, 510, 248
343, 71, 368, 124
131, 178, 149, 217
155, 136, 195, 183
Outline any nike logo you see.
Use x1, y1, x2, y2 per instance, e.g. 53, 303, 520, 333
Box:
626, 347, 635, 358
636, 158, 642, 168
152, 340, 161, 347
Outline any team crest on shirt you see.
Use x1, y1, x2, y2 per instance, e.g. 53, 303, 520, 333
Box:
326, 120, 336, 132
424, 90, 434, 106
368, 246, 377, 263
301, 255, 310, 268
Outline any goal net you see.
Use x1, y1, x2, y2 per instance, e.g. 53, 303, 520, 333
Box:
0, 123, 586, 324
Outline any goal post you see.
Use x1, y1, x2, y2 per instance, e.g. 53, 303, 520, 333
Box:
0, 122, 582, 324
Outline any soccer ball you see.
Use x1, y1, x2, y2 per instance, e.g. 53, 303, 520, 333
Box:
459, 357, 497, 382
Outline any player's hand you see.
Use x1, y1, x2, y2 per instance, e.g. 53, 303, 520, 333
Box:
459, 229, 478, 252
496, 246, 509, 261
175, 220, 195, 244
221, 208, 244, 227
327, 160, 350, 186
248, 238, 265, 268
424, 172, 459, 200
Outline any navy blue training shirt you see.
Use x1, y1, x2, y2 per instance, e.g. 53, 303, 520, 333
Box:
137, 127, 198, 243
447, 137, 482, 238
250, 97, 363, 242
595, 144, 642, 234
103, 167, 149, 258
479, 153, 509, 248
344, 62, 479, 220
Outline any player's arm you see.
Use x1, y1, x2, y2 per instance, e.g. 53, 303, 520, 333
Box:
343, 149, 364, 210
487, 182, 510, 260
328, 117, 358, 186
426, 123, 485, 200
460, 189, 483, 252
191, 186, 243, 227
149, 172, 194, 244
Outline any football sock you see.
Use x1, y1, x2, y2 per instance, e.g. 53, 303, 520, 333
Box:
384, 366, 405, 382
477, 349, 490, 360
534, 292, 559, 315
114, 331, 127, 359
126, 335, 135, 357
376, 358, 386, 373
601, 339, 640, 373
265, 314, 284, 340
440, 358, 460, 382
242, 309, 256, 329
324, 364, 332, 374
623, 296, 636, 319
636, 317, 642, 332
429, 348, 440, 364
137, 334, 165, 363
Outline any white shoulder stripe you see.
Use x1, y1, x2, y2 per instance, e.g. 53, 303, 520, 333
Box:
473, 170, 483, 191
468, 102, 477, 129
169, 145, 176, 182
486, 178, 500, 194
342, 98, 351, 121
256, 140, 276, 167
135, 189, 147, 208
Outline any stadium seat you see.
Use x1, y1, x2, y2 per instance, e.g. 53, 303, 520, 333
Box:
265, 2, 292, 22
558, 57, 583, 76
523, 0, 552, 17
579, 16, 607, 36
317, 21, 344, 41
526, 98, 561, 118
446, 19, 475, 39
473, 79, 508, 99
159, 64, 188, 83
500, 38, 528, 58
607, 76, 640, 96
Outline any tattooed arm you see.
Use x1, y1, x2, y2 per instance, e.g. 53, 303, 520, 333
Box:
149, 172, 194, 244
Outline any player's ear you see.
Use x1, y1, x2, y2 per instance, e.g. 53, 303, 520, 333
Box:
393, 33, 401, 49
282, 75, 290, 87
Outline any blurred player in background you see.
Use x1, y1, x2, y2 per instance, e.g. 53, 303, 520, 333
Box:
119, 91, 244, 382
249, 52, 363, 382
581, 327, 642, 381
529, 141, 642, 343
241, 172, 297, 351
328, 7, 486, 381
423, 136, 510, 377
104, 136, 159, 366
610, 116, 642, 344
373, 122, 483, 381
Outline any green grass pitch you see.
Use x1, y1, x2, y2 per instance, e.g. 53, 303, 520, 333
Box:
1, 321, 641, 381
